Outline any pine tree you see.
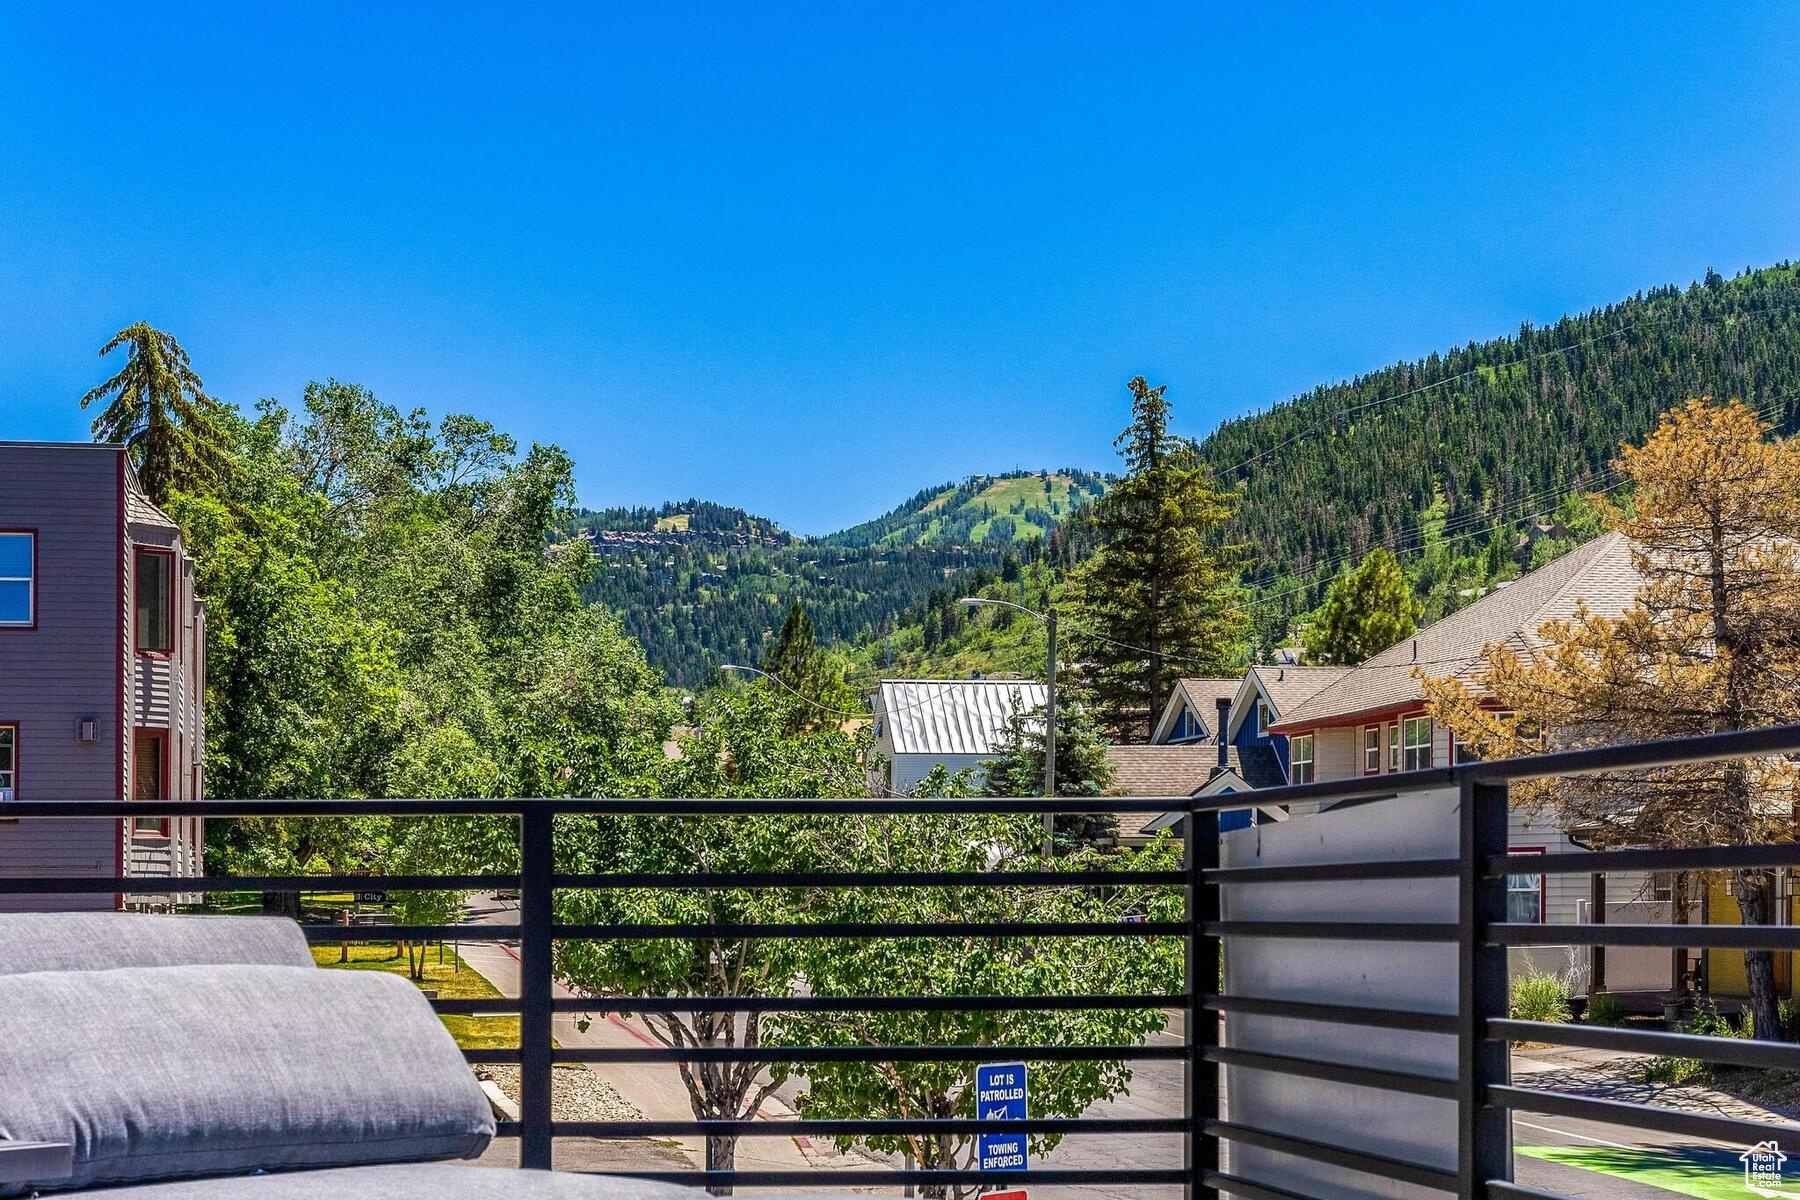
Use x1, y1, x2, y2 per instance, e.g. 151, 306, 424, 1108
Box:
81, 322, 235, 503
1068, 377, 1249, 738
1302, 547, 1422, 666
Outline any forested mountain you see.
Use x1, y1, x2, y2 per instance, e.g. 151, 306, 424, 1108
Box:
824, 470, 1105, 548
1206, 263, 1800, 615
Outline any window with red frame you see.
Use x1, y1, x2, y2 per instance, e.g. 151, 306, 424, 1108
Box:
0, 724, 15, 799
134, 549, 173, 653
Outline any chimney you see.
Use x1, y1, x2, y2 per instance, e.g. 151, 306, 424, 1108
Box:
1214, 697, 1231, 773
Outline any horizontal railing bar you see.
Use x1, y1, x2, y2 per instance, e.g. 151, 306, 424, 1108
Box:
494, 1120, 520, 1138
8, 727, 1798, 824
1206, 1046, 1457, 1099
462, 1049, 521, 1064
554, 869, 1188, 888
549, 1117, 1189, 1137
1206, 994, 1457, 1034
303, 924, 519, 942
1489, 843, 1800, 877
1468, 723, 1800, 783
553, 1043, 1185, 1063
1205, 858, 1459, 884
1206, 920, 1459, 942
552, 993, 1175, 1013
1490, 1085, 1800, 1145
1206, 1169, 1339, 1200
1488, 1019, 1800, 1070
0, 796, 1198, 817
1486, 1182, 1578, 1200
433, 998, 520, 1015
1204, 1120, 1456, 1191
1490, 922, 1800, 950
0, 874, 520, 894
554, 920, 1186, 939
590, 1168, 1193, 1187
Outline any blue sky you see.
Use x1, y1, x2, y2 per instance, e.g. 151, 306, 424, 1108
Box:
2, 5, 1798, 534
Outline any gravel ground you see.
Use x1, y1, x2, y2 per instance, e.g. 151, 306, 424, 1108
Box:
476, 1064, 643, 1121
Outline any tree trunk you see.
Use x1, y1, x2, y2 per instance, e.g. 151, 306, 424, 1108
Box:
1732, 868, 1783, 1040
704, 1132, 738, 1197
261, 890, 300, 919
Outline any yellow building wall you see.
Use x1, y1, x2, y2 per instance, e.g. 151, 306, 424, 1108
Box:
1703, 875, 1794, 999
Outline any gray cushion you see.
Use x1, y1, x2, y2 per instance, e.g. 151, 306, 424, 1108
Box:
58, 1163, 706, 1199
0, 965, 493, 1194
0, 914, 312, 975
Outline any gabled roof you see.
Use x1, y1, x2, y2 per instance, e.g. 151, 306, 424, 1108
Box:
875, 679, 1049, 757
1105, 743, 1224, 797
1273, 531, 1641, 730
126, 490, 180, 533
1152, 677, 1242, 742
1226, 665, 1349, 738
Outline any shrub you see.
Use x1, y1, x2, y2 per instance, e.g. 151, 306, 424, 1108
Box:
1685, 997, 1744, 1040
1584, 992, 1627, 1026
1510, 971, 1573, 1024
1642, 1056, 1710, 1085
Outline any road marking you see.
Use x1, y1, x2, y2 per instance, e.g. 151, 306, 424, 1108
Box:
1516, 1120, 1645, 1152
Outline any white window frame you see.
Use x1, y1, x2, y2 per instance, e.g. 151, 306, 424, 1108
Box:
1256, 700, 1270, 736
0, 723, 15, 800
0, 532, 34, 628
1362, 724, 1381, 775
1507, 846, 1546, 923
1402, 715, 1433, 771
1387, 720, 1400, 772
1289, 732, 1315, 785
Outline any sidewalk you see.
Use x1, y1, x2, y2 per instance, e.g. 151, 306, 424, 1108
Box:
452, 929, 881, 1182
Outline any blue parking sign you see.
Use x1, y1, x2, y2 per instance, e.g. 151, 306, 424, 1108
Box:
976, 1061, 1028, 1172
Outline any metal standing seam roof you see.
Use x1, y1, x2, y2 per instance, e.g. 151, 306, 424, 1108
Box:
1273, 530, 1642, 729
876, 679, 1050, 757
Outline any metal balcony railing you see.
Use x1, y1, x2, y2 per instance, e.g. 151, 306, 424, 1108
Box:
4, 724, 1800, 1198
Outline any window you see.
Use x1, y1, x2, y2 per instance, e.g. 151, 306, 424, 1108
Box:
0, 532, 33, 627
1170, 707, 1204, 743
1402, 716, 1433, 771
1289, 733, 1315, 784
1387, 721, 1400, 772
135, 549, 173, 653
1452, 732, 1482, 765
1363, 725, 1381, 775
1507, 848, 1546, 923
1256, 701, 1270, 736
133, 730, 169, 835
0, 724, 14, 799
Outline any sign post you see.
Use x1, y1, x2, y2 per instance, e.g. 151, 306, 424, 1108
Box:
976, 1060, 1029, 1184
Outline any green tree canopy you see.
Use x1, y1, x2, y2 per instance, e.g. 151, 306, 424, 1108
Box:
1302, 546, 1422, 666
1067, 377, 1249, 737
81, 322, 236, 503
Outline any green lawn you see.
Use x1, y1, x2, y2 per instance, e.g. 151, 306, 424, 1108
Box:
315, 942, 519, 1050
1518, 1145, 1755, 1200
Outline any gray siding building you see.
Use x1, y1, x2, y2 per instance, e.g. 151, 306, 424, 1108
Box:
0, 442, 205, 908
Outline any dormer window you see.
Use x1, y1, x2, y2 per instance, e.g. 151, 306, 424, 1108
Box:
1255, 701, 1270, 736
0, 532, 34, 627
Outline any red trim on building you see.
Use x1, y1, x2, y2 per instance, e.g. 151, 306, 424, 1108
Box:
0, 720, 18, 821
1269, 698, 1423, 735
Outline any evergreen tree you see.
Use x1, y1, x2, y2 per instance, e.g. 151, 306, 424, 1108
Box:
1067, 377, 1249, 737
81, 322, 235, 503
1302, 547, 1422, 666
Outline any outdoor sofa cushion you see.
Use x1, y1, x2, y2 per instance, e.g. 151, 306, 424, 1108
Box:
0, 913, 312, 975
0, 963, 493, 1195
57, 1163, 706, 1199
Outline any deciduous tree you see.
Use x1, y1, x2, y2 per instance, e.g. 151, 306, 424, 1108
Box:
1422, 398, 1800, 1040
